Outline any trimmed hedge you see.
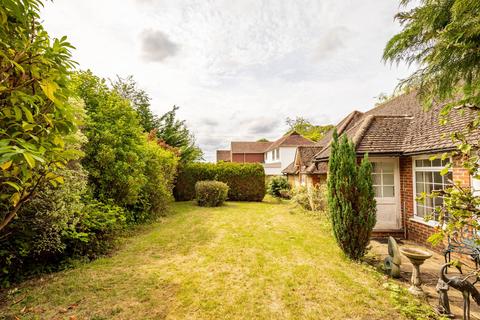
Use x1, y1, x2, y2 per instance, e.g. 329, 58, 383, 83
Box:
195, 181, 229, 207
174, 162, 265, 201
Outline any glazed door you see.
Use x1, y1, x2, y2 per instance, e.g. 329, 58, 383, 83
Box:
371, 159, 401, 230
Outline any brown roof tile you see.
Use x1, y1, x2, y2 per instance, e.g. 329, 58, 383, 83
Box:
266, 131, 314, 152
314, 90, 480, 161
231, 141, 272, 154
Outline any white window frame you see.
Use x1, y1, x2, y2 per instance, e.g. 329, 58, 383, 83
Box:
412, 155, 452, 225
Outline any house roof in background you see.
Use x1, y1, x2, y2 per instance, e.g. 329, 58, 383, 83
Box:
216, 150, 231, 162
266, 131, 314, 152
282, 145, 323, 175
231, 141, 272, 154
314, 90, 480, 161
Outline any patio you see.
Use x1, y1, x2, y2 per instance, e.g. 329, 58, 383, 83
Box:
371, 239, 480, 319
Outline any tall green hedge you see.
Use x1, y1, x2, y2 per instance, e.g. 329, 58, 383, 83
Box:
174, 162, 265, 201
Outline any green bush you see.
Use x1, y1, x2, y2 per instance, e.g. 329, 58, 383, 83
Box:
132, 139, 178, 223
292, 184, 327, 211
175, 162, 265, 201
327, 132, 376, 260
267, 176, 290, 198
195, 181, 229, 207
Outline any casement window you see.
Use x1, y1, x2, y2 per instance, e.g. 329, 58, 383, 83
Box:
413, 157, 452, 220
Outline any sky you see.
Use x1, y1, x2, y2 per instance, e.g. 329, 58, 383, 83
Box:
41, 0, 413, 162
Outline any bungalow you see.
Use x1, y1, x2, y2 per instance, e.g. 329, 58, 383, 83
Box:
284, 91, 480, 243
216, 131, 314, 176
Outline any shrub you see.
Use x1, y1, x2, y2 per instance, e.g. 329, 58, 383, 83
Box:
267, 176, 290, 198
175, 162, 265, 201
195, 181, 229, 207
65, 197, 127, 259
327, 132, 376, 260
292, 184, 327, 211
131, 139, 178, 223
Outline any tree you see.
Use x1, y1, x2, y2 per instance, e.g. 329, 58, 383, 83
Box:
285, 117, 333, 142
256, 138, 270, 142
384, 1, 480, 248
112, 76, 157, 133
71, 71, 147, 209
0, 0, 79, 231
112, 77, 203, 164
383, 0, 480, 111
327, 132, 376, 260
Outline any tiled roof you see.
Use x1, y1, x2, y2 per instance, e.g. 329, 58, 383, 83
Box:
231, 141, 272, 154
282, 145, 323, 175
282, 162, 298, 174
216, 150, 231, 162
314, 90, 480, 161
266, 131, 314, 152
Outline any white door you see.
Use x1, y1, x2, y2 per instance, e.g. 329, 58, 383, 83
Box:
371, 159, 400, 230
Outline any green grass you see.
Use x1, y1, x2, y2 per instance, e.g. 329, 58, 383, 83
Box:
1, 199, 432, 319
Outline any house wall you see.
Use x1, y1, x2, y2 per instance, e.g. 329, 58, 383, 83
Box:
264, 147, 297, 175
231, 153, 264, 163
401, 155, 471, 249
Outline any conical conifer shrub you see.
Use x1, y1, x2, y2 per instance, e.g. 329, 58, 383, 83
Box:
327, 131, 376, 260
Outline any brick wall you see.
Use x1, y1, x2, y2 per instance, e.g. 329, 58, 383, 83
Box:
231, 153, 264, 163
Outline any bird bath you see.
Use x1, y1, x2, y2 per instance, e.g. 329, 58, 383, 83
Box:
400, 246, 433, 296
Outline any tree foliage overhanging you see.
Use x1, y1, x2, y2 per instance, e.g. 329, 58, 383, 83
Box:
385, 1, 480, 249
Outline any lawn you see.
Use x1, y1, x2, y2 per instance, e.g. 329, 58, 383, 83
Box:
1, 199, 430, 319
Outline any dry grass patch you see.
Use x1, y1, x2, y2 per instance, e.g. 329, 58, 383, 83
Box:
1, 200, 433, 319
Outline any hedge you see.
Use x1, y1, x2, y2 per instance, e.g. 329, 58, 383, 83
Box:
174, 162, 265, 201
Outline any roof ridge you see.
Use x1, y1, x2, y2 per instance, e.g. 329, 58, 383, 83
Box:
336, 110, 363, 135
352, 115, 375, 147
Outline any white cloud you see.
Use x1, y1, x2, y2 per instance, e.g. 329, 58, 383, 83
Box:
40, 0, 413, 162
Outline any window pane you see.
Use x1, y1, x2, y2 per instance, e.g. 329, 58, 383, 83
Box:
442, 158, 451, 166
383, 163, 394, 173
372, 173, 381, 185
383, 186, 394, 197
415, 160, 424, 167
425, 183, 434, 194
373, 186, 382, 197
425, 196, 433, 208
433, 172, 442, 183
433, 183, 443, 192
416, 205, 425, 218
416, 171, 424, 181
372, 163, 380, 173
434, 197, 443, 207
423, 159, 432, 167
383, 173, 394, 185
425, 172, 433, 183
416, 182, 425, 193
432, 159, 442, 167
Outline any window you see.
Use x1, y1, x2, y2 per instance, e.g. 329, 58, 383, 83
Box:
413, 157, 452, 220
372, 162, 395, 198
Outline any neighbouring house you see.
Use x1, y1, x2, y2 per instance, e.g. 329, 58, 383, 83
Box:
216, 150, 231, 162
283, 145, 325, 187
263, 131, 314, 175
216, 131, 314, 175
284, 90, 480, 244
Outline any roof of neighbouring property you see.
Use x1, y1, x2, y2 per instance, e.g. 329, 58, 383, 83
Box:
231, 141, 272, 154
266, 131, 314, 152
216, 150, 231, 162
282, 145, 324, 175
313, 90, 480, 161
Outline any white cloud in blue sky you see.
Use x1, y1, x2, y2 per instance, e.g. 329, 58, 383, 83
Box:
41, 0, 412, 161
